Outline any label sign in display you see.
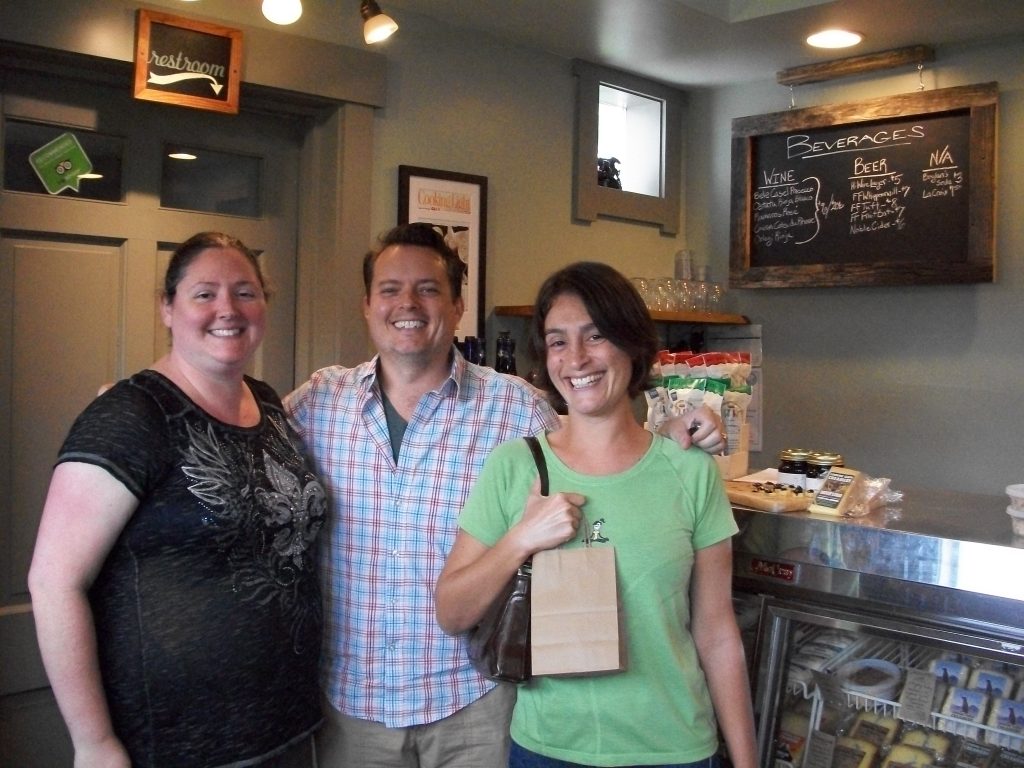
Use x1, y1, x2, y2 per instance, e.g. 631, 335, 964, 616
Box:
729, 83, 997, 288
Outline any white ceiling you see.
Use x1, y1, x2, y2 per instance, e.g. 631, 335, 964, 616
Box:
380, 0, 1024, 88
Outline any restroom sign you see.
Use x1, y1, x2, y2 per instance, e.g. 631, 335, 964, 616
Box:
134, 9, 242, 114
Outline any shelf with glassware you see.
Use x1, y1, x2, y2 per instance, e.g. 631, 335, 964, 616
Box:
493, 305, 749, 325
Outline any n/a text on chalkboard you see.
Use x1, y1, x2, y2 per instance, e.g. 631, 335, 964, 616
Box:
730, 83, 997, 289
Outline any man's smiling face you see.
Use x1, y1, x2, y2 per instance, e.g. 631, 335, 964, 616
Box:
363, 244, 465, 369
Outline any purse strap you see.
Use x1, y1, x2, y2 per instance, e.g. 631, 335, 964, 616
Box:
524, 435, 548, 496
525, 434, 592, 548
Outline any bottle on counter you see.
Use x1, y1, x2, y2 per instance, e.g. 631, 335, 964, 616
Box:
475, 334, 486, 365
462, 336, 479, 365
806, 452, 843, 493
674, 249, 694, 281
777, 448, 811, 490
495, 331, 517, 375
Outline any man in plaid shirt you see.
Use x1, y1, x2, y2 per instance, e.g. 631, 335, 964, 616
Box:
286, 223, 724, 767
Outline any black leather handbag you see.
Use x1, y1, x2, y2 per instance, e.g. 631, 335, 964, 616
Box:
466, 434, 548, 684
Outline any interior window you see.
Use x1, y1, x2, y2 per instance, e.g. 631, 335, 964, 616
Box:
573, 60, 683, 234
161, 143, 262, 217
3, 118, 124, 202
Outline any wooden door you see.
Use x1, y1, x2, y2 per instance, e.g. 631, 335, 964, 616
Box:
0, 67, 304, 765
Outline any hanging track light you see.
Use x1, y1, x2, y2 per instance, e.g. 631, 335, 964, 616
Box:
360, 0, 398, 44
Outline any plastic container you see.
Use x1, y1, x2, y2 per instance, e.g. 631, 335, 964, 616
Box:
835, 658, 903, 700
1006, 484, 1024, 511
1007, 505, 1024, 537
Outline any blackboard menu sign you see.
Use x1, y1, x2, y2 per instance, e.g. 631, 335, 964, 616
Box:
134, 10, 242, 115
730, 83, 997, 288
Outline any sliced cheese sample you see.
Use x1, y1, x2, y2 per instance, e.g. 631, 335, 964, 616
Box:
881, 743, 934, 768
849, 710, 901, 748
777, 709, 811, 765
954, 739, 997, 768
831, 736, 878, 768
809, 467, 864, 516
985, 697, 1024, 750
942, 686, 989, 739
931, 658, 970, 687
899, 727, 952, 763
970, 667, 1015, 698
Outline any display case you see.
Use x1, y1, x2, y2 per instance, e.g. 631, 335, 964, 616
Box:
730, 487, 1024, 768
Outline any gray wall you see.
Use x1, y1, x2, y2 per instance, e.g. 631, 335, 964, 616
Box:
685, 37, 1024, 495
366, 18, 1023, 496
5, 3, 1022, 496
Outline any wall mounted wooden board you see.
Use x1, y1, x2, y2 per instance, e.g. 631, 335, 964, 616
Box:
729, 82, 997, 288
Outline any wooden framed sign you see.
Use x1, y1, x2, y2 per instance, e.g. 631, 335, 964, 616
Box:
134, 9, 242, 114
729, 82, 997, 288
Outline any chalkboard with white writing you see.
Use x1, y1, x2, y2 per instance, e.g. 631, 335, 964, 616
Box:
729, 83, 997, 288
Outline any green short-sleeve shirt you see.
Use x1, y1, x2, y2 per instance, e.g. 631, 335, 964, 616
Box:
459, 432, 738, 766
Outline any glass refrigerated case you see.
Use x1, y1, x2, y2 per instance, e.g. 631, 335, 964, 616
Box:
730, 487, 1024, 768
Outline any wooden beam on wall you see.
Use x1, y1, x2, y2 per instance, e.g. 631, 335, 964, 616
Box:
777, 44, 935, 86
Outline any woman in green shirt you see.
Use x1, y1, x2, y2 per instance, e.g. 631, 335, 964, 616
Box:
436, 261, 758, 768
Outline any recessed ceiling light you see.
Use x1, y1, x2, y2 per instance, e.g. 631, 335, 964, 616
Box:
262, 0, 303, 25
168, 152, 197, 160
807, 29, 863, 49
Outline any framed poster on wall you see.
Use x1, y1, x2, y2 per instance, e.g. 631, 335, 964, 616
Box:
134, 9, 242, 114
397, 165, 488, 340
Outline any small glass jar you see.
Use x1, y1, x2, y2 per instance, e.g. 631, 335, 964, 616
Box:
806, 452, 842, 492
777, 448, 811, 489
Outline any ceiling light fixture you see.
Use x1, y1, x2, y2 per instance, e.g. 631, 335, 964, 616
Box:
807, 29, 863, 49
168, 151, 198, 160
262, 0, 302, 25
360, 0, 398, 44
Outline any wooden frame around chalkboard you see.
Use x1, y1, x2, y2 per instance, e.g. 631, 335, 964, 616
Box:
729, 82, 997, 288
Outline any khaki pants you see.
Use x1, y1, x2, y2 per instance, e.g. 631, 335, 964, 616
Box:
315, 684, 516, 768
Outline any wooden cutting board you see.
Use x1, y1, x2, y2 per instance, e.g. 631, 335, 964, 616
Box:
726, 480, 812, 514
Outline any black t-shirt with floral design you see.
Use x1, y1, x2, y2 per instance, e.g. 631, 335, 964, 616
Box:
57, 370, 326, 767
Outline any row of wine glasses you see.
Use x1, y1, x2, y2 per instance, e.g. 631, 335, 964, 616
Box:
630, 276, 724, 313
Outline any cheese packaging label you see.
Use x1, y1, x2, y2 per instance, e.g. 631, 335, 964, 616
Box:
809, 467, 863, 516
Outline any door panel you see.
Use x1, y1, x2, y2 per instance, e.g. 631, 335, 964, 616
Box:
1, 66, 304, 764
7, 239, 124, 595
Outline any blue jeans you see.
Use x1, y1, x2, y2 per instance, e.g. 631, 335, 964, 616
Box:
509, 741, 722, 768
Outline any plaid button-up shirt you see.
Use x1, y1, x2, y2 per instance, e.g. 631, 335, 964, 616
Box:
285, 353, 560, 727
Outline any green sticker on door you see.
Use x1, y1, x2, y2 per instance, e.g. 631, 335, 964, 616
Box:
28, 132, 93, 195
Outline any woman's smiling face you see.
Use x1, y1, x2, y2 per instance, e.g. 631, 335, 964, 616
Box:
543, 292, 632, 419
160, 246, 267, 375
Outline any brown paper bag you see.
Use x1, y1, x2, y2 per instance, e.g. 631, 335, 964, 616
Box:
530, 545, 623, 676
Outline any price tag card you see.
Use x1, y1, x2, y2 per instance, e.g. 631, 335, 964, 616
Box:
899, 667, 937, 725
804, 729, 836, 768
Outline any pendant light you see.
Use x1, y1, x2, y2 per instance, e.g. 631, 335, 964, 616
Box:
360, 0, 398, 44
